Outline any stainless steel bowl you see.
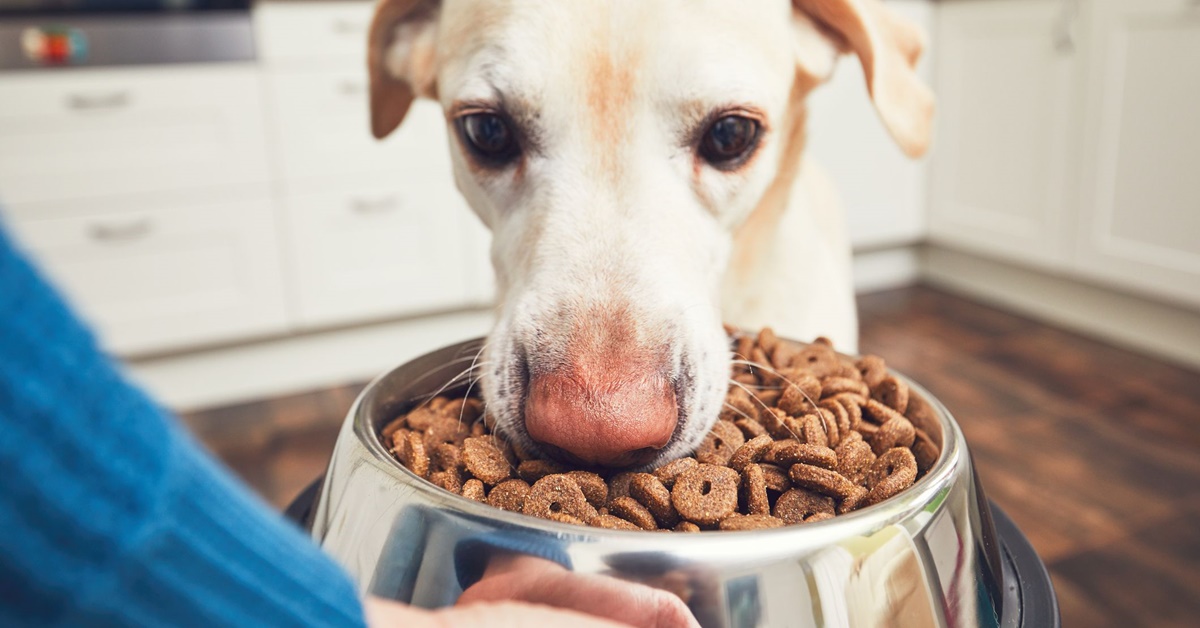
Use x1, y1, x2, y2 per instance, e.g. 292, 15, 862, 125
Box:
309, 338, 1044, 627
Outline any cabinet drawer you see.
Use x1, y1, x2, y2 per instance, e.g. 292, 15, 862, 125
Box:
0, 66, 272, 207
267, 71, 452, 183
255, 1, 374, 64
6, 195, 290, 356
284, 174, 474, 328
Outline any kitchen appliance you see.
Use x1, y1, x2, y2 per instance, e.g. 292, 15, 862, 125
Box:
288, 338, 1060, 628
0, 0, 253, 69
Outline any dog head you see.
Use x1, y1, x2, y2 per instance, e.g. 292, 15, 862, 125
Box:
369, 0, 932, 469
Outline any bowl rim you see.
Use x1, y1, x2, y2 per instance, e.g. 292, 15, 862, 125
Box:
351, 337, 966, 542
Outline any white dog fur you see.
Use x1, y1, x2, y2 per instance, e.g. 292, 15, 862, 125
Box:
368, 0, 933, 468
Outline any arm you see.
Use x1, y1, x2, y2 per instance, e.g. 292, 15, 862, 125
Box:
0, 225, 363, 627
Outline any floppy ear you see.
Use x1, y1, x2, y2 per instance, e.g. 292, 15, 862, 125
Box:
368, 0, 439, 139
793, 0, 934, 157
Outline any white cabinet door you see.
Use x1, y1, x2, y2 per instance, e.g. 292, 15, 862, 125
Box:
255, 1, 374, 66
5, 193, 290, 356
928, 0, 1083, 268
1073, 0, 1200, 308
283, 171, 475, 329
0, 66, 272, 208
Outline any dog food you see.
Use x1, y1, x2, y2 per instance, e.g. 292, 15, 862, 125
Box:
380, 328, 942, 531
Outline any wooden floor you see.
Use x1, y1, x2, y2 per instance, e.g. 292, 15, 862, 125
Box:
183, 285, 1200, 627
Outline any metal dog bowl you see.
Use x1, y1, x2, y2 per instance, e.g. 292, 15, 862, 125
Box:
295, 338, 1059, 627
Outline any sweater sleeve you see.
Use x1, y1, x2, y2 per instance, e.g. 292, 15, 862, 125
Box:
0, 224, 366, 627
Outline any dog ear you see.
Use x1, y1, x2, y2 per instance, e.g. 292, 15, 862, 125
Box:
369, 0, 439, 139
793, 0, 934, 157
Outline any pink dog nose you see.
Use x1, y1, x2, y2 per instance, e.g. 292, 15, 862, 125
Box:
525, 369, 677, 467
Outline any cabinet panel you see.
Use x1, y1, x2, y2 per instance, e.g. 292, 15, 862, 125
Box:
1075, 0, 1200, 307
928, 0, 1081, 267
6, 194, 290, 356
254, 1, 373, 65
266, 72, 453, 184
284, 173, 474, 328
0, 66, 271, 207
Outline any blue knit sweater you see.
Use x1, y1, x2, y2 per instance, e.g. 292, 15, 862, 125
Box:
0, 224, 365, 627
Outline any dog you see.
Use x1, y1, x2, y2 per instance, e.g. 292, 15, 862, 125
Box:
367, 0, 932, 470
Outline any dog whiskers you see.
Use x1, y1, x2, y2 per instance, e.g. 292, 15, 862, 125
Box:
727, 378, 803, 441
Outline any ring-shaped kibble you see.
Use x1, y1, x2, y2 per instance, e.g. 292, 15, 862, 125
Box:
696, 420, 745, 465
741, 463, 771, 515
630, 473, 680, 528
856, 355, 888, 390
800, 414, 830, 448
765, 440, 837, 470
652, 457, 699, 489
834, 437, 876, 484
773, 488, 835, 524
870, 416, 916, 456
397, 431, 430, 478
719, 514, 785, 530
819, 399, 852, 437
912, 429, 941, 473
523, 474, 598, 522
567, 470, 609, 508
838, 486, 869, 514
777, 372, 821, 416
816, 407, 841, 446
671, 464, 740, 526
462, 436, 513, 485
462, 478, 486, 501
788, 463, 860, 500
757, 463, 791, 493
863, 448, 918, 507
517, 459, 566, 484
729, 434, 773, 471
828, 392, 865, 430
819, 376, 869, 399
873, 375, 910, 414
734, 417, 768, 439
863, 398, 906, 426
608, 496, 659, 531
593, 513, 642, 531
487, 479, 531, 512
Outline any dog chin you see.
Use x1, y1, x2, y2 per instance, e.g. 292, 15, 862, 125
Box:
479, 312, 730, 472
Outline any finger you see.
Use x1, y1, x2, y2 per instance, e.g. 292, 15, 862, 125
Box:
438, 601, 632, 628
459, 571, 699, 628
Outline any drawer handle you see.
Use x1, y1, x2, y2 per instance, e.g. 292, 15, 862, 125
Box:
350, 195, 400, 214
1052, 0, 1079, 54
66, 91, 131, 112
89, 218, 151, 242
331, 18, 365, 35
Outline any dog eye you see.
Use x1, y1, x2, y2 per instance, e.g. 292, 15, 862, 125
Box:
699, 115, 760, 167
458, 113, 520, 165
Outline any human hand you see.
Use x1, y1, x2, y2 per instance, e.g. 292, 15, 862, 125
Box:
364, 595, 630, 627
456, 553, 699, 628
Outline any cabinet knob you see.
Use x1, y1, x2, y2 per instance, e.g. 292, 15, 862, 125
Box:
66, 91, 130, 112
89, 218, 152, 242
350, 195, 401, 214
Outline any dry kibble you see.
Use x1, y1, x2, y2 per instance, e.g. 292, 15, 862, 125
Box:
567, 471, 609, 508
609, 496, 659, 531
523, 474, 598, 522
487, 479, 532, 512
671, 465, 740, 527
728, 435, 773, 472
695, 420, 745, 466
462, 479, 486, 501
719, 514, 785, 531
741, 463, 771, 516
517, 459, 567, 484
653, 457, 699, 489
593, 513, 642, 531
773, 488, 835, 524
873, 376, 910, 414
765, 440, 838, 470
462, 437, 513, 485
385, 330, 942, 532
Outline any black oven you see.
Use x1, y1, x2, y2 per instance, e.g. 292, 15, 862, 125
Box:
0, 0, 254, 69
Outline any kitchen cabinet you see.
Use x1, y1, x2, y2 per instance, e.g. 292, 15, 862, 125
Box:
928, 0, 1083, 268
7, 192, 289, 356
1072, 0, 1200, 308
257, 0, 493, 328
929, 0, 1200, 309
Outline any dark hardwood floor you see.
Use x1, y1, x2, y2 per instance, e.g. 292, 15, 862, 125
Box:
182, 284, 1200, 627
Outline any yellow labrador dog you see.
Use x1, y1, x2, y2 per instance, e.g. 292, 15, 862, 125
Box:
368, 0, 932, 470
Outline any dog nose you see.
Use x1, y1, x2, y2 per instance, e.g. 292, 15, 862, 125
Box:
524, 369, 677, 467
